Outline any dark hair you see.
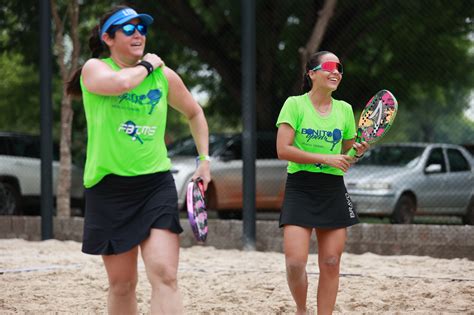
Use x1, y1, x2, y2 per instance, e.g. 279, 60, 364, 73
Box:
66, 5, 130, 97
301, 51, 333, 93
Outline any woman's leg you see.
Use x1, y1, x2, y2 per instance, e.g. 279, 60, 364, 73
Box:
140, 228, 183, 315
315, 228, 347, 315
102, 247, 139, 315
283, 225, 313, 315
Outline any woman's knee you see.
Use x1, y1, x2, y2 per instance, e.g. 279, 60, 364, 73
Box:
148, 262, 178, 288
319, 254, 341, 276
109, 278, 138, 296
286, 260, 307, 281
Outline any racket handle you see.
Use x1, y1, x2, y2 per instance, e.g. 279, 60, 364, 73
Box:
347, 147, 357, 157
195, 177, 205, 195
347, 128, 362, 157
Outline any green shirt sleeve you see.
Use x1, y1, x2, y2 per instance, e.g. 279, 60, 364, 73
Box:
343, 101, 356, 140
276, 96, 299, 130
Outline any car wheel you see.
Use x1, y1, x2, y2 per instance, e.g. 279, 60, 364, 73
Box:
462, 197, 474, 225
0, 182, 22, 215
391, 195, 415, 224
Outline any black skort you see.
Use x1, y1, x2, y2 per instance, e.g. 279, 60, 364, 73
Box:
279, 171, 359, 229
82, 171, 183, 255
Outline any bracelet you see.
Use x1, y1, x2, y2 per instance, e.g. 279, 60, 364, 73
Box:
137, 60, 154, 76
196, 155, 211, 162
195, 155, 210, 168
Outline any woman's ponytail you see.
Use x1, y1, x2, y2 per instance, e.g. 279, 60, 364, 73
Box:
301, 73, 312, 93
300, 51, 332, 93
66, 5, 128, 97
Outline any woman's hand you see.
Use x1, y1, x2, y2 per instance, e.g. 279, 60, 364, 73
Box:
142, 53, 164, 70
325, 154, 355, 172
353, 141, 370, 158
192, 161, 211, 191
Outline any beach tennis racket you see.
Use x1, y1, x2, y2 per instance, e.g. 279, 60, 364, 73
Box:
186, 177, 208, 242
347, 89, 398, 157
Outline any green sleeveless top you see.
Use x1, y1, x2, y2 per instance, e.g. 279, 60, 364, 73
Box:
80, 58, 171, 188
276, 93, 356, 176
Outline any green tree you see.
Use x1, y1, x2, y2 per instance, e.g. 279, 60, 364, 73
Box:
0, 52, 39, 132
1, 0, 473, 145
132, 0, 473, 138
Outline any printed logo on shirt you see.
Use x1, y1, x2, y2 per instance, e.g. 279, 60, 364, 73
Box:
118, 121, 157, 144
314, 163, 324, 169
301, 128, 342, 151
117, 89, 162, 115
345, 192, 356, 218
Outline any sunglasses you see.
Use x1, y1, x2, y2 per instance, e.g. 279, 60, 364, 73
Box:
110, 23, 147, 36
311, 61, 343, 74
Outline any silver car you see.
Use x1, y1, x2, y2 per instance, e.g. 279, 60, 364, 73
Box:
168, 133, 287, 219
345, 143, 474, 224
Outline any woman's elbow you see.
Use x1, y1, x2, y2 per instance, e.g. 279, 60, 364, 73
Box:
184, 103, 205, 121
276, 146, 287, 160
115, 76, 133, 93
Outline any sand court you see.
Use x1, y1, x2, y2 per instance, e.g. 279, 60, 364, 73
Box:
1, 238, 473, 314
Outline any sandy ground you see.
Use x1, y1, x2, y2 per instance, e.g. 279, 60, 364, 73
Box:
0, 239, 473, 314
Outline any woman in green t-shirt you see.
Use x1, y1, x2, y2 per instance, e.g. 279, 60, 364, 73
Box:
276, 51, 369, 314
66, 6, 210, 314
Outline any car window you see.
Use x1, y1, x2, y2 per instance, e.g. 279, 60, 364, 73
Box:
222, 134, 277, 160
0, 137, 12, 155
8, 136, 40, 158
0, 135, 60, 161
167, 133, 278, 160
167, 134, 234, 157
167, 137, 197, 156
357, 146, 425, 167
447, 149, 470, 172
425, 148, 446, 172
226, 139, 242, 160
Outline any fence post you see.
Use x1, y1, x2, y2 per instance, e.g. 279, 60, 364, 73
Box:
40, 0, 54, 240
241, 0, 256, 250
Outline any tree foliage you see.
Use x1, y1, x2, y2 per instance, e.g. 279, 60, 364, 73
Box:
129, 0, 473, 135
0, 0, 472, 145
0, 52, 39, 132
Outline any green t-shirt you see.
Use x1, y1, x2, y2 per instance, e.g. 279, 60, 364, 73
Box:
80, 58, 171, 188
276, 93, 356, 176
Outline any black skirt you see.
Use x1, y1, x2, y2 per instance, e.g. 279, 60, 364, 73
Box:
82, 171, 183, 255
279, 171, 359, 229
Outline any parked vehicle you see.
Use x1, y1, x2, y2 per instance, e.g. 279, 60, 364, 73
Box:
0, 132, 84, 215
345, 143, 474, 224
168, 132, 287, 218
463, 143, 474, 157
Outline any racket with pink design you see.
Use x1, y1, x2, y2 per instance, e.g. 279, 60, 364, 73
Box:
348, 90, 398, 157
186, 177, 208, 242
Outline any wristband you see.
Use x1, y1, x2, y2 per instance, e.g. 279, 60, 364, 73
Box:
196, 155, 211, 162
195, 155, 210, 168
137, 60, 154, 76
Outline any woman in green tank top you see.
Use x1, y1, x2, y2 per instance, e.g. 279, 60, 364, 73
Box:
276, 51, 369, 314
67, 6, 210, 314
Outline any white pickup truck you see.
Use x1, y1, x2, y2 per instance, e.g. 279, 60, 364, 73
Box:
0, 132, 84, 215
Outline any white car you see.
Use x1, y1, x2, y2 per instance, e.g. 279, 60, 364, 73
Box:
0, 132, 84, 215
345, 143, 474, 224
168, 133, 287, 219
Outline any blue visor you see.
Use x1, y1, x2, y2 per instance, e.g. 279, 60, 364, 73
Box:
100, 8, 153, 41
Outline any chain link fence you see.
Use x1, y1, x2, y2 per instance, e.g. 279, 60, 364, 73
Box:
162, 1, 474, 228
0, 1, 473, 245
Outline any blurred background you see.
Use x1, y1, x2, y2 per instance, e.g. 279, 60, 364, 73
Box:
0, 0, 473, 225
